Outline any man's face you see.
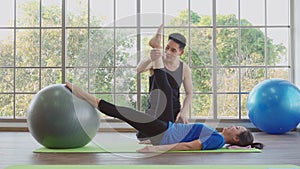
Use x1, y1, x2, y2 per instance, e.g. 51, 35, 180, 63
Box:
164, 40, 184, 62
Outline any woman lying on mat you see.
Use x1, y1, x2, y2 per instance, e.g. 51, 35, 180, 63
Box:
65, 51, 263, 153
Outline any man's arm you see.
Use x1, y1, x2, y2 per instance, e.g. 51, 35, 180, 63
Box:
137, 139, 202, 152
176, 63, 193, 123
136, 57, 153, 73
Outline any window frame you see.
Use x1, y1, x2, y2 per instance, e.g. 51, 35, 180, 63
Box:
0, 0, 293, 124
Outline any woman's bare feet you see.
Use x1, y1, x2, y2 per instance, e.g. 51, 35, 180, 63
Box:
65, 82, 100, 108
149, 24, 163, 48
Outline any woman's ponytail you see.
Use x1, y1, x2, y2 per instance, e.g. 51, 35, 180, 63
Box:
250, 142, 264, 149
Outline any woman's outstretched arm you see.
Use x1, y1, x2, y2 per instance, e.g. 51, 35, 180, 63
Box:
137, 139, 202, 153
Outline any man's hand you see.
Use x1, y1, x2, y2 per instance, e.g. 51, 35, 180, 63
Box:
139, 140, 152, 144
175, 111, 188, 124
150, 48, 164, 69
150, 48, 163, 61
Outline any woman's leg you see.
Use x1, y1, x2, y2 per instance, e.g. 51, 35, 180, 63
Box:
99, 68, 174, 144
66, 61, 174, 144
149, 24, 163, 48
66, 81, 168, 144
151, 69, 174, 122
98, 99, 168, 144
137, 68, 174, 141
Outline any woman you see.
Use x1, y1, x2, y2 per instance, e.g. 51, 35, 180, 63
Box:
65, 52, 263, 152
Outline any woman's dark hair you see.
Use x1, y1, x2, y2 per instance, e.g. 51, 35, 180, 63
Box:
168, 33, 186, 50
236, 129, 264, 149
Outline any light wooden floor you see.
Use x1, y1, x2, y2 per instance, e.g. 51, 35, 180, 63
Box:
1, 131, 300, 169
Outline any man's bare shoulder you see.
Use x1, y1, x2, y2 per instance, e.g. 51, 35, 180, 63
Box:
182, 62, 191, 72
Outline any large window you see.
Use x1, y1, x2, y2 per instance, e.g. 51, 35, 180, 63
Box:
0, 0, 291, 121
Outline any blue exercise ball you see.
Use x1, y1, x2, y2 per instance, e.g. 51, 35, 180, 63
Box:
27, 84, 100, 148
246, 79, 300, 134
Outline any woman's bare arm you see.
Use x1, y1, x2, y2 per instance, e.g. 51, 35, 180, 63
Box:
137, 139, 202, 153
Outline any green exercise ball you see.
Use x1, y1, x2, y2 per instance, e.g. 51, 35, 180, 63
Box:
27, 84, 100, 149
